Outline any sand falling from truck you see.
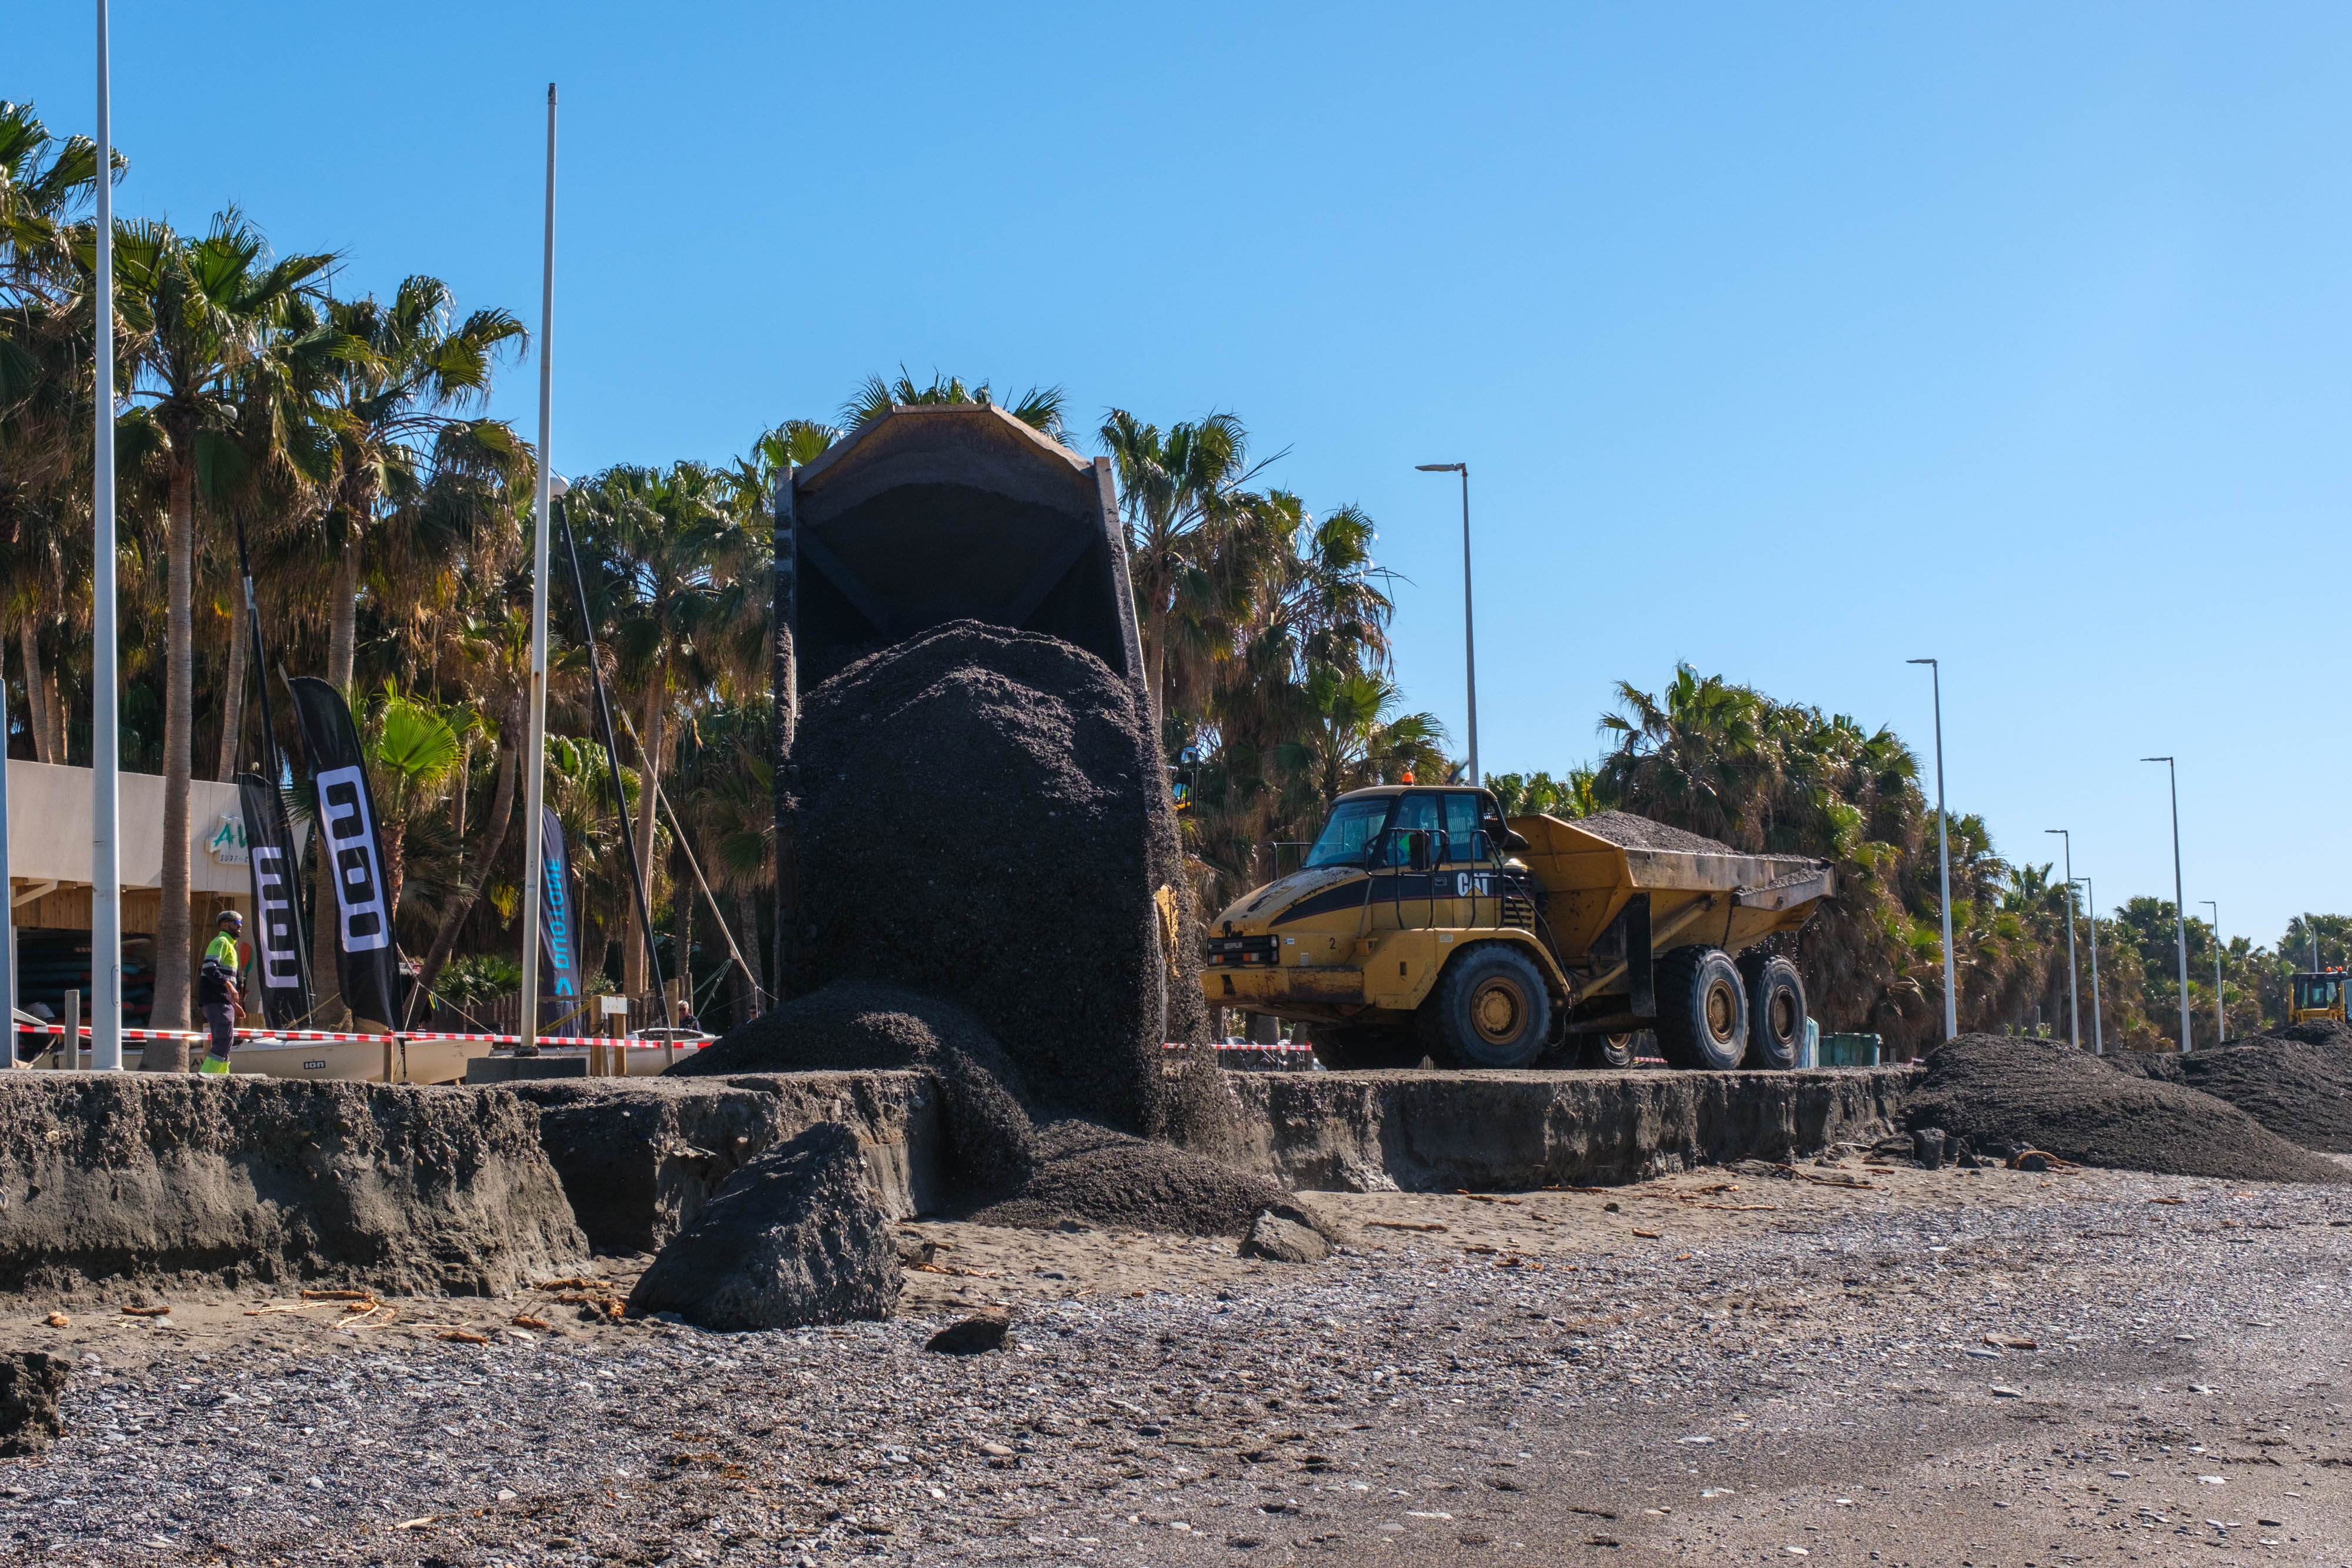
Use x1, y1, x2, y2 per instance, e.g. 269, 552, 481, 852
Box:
672, 621, 1309, 1241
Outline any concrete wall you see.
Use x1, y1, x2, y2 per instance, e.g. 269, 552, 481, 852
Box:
1210, 1066, 1913, 1192
6, 760, 252, 895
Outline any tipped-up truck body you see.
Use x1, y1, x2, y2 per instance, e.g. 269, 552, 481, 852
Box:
1203, 788, 1833, 1071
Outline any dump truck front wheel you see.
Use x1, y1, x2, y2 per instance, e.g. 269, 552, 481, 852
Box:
1656, 946, 1748, 1069
1738, 953, 1806, 1069
1420, 945, 1554, 1069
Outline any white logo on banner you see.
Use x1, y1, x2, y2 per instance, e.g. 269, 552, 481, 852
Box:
252, 844, 304, 989
316, 765, 390, 952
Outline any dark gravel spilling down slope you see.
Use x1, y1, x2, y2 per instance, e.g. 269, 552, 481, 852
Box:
671, 982, 1037, 1196
1905, 1034, 2346, 1183
962, 1117, 1307, 1237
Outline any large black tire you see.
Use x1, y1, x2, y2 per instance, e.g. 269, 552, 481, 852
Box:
1308, 1024, 1418, 1071
1576, 1031, 1641, 1069
1655, 946, 1748, 1070
1738, 952, 1806, 1070
1420, 945, 1555, 1069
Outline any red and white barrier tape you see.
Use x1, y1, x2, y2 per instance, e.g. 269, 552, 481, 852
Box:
15, 1023, 700, 1051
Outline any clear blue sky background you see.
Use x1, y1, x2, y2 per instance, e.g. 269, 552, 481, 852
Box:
19, 2, 2348, 953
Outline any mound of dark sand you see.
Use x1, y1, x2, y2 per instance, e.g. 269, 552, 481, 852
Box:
1905, 1034, 2344, 1183
626, 1124, 899, 1332
789, 622, 1205, 1131
671, 982, 1034, 1195
2112, 1031, 2352, 1153
964, 1118, 1324, 1239
1566, 810, 1737, 856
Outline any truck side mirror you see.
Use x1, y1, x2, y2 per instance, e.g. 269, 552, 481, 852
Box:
1503, 829, 1530, 852
1408, 831, 1434, 873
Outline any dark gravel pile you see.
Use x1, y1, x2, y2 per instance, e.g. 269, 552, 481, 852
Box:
2113, 1028, 2352, 1152
790, 621, 1202, 1131
1905, 1034, 2344, 1183
964, 1118, 1311, 1238
1566, 810, 1737, 855
671, 982, 1035, 1196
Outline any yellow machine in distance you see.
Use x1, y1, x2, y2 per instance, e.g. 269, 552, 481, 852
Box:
2289, 969, 2347, 1025
1204, 786, 1834, 1071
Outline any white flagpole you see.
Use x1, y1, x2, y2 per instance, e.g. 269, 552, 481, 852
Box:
91, 0, 122, 1071
519, 82, 556, 1052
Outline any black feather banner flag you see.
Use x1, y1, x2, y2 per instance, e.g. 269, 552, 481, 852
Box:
234, 771, 313, 1029
287, 678, 400, 1030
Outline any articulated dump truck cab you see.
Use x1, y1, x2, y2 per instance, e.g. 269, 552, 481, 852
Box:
1204, 787, 1833, 1072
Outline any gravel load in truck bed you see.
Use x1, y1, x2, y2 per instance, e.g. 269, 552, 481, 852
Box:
1558, 810, 1738, 856
1905, 1033, 2346, 1183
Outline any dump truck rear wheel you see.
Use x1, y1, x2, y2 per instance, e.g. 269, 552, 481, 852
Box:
1656, 946, 1748, 1069
1421, 945, 1553, 1069
1738, 953, 1805, 1069
1308, 1025, 1417, 1071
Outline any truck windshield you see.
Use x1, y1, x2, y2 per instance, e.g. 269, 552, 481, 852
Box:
1304, 797, 1393, 868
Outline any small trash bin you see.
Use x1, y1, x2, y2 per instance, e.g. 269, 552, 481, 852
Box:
1817, 1033, 1882, 1068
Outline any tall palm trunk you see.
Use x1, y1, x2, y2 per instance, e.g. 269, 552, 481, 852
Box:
328, 530, 361, 693
17, 622, 54, 764
622, 670, 667, 998
327, 473, 372, 693
147, 453, 197, 1066
415, 695, 521, 1001
216, 582, 248, 781
1145, 590, 1169, 737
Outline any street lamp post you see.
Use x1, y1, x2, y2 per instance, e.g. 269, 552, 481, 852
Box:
2141, 756, 2190, 1053
2045, 829, 2079, 1049
2200, 899, 2223, 1044
1907, 659, 1956, 1040
520, 83, 557, 1054
1414, 462, 1478, 785
2079, 876, 2103, 1055
91, 0, 123, 1070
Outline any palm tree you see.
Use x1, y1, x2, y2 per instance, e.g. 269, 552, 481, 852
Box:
319, 276, 526, 692
567, 462, 761, 999
110, 210, 334, 1052
1100, 408, 1284, 735
838, 369, 1065, 442
0, 101, 106, 765
410, 600, 532, 1000
362, 684, 462, 925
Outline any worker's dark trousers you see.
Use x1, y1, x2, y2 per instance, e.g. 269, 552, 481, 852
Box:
203, 1002, 236, 1061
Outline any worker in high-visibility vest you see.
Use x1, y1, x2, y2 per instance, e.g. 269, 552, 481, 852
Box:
196, 910, 246, 1075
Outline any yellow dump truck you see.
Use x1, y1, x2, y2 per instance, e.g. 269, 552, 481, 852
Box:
1204, 788, 1833, 1071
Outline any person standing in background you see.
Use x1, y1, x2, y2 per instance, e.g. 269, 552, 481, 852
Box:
197, 910, 245, 1075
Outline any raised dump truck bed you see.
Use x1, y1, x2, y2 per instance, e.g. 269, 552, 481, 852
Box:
1205, 791, 1833, 1074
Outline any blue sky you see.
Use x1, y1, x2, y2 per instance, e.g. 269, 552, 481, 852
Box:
19, 2, 2350, 952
